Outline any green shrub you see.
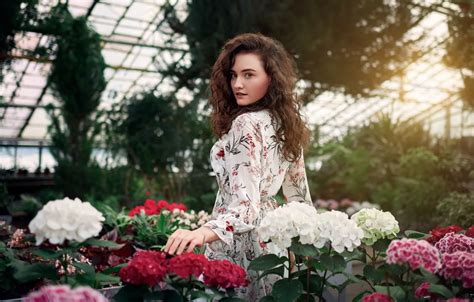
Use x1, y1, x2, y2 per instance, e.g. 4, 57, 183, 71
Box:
436, 192, 474, 228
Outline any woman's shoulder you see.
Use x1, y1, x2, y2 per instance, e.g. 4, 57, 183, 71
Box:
232, 109, 272, 127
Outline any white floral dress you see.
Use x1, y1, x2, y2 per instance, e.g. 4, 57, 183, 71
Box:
204, 109, 312, 301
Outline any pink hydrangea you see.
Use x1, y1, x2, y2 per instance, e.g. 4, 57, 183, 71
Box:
439, 251, 474, 288
362, 292, 392, 302
24, 285, 107, 302
386, 239, 441, 273
435, 232, 474, 254
446, 299, 470, 302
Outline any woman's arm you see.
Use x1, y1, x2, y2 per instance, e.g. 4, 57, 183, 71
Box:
282, 152, 312, 205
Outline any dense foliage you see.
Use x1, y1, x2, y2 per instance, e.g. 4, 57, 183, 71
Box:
307, 115, 474, 230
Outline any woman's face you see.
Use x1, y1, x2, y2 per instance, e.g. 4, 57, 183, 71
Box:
230, 52, 271, 106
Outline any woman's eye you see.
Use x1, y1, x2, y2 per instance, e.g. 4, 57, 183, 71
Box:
244, 73, 253, 78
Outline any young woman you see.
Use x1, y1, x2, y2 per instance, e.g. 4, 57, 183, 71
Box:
164, 33, 312, 299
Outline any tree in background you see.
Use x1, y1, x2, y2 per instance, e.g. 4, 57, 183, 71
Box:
444, 0, 474, 109
105, 91, 215, 209
44, 5, 106, 199
164, 0, 421, 99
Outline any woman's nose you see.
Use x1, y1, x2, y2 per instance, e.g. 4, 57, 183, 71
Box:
233, 76, 243, 89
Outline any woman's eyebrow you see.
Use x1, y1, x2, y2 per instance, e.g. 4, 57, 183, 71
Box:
230, 68, 257, 73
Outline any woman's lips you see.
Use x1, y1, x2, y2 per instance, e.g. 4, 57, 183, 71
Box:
235, 92, 247, 98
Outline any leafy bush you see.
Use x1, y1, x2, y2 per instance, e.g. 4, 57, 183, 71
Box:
436, 192, 474, 228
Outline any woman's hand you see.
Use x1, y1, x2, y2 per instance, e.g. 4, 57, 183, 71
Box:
164, 227, 218, 255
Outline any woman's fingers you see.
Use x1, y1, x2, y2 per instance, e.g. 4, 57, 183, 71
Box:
164, 229, 182, 254
164, 229, 206, 255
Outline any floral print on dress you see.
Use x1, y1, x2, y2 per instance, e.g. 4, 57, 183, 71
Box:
204, 110, 312, 301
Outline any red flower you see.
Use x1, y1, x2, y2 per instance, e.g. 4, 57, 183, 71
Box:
427, 225, 464, 244
128, 206, 146, 217
144, 199, 159, 215
386, 239, 441, 273
128, 199, 187, 216
439, 251, 474, 288
435, 232, 474, 254
156, 200, 169, 211
203, 259, 248, 289
167, 202, 187, 212
363, 292, 392, 302
465, 226, 474, 238
168, 253, 208, 279
119, 251, 168, 287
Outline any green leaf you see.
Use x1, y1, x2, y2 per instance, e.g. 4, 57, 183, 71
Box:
404, 230, 428, 239
248, 254, 287, 271
113, 284, 149, 302
372, 238, 392, 252
220, 298, 247, 302
12, 261, 59, 283
101, 263, 127, 274
341, 249, 366, 262
363, 265, 384, 283
271, 279, 304, 302
296, 293, 316, 302
419, 267, 439, 284
189, 290, 212, 300
94, 272, 121, 284
342, 271, 362, 283
83, 238, 120, 248
73, 262, 95, 274
73, 272, 96, 287
297, 273, 322, 294
374, 285, 405, 301
257, 265, 285, 280
379, 263, 407, 277
290, 242, 318, 256
31, 249, 62, 259
428, 284, 454, 298
319, 254, 346, 272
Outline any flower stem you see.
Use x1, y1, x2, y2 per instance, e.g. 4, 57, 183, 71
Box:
62, 252, 68, 283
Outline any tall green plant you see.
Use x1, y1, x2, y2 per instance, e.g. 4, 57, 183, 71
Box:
47, 5, 106, 198
107, 91, 214, 204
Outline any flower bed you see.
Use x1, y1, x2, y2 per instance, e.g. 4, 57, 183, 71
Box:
1, 196, 473, 301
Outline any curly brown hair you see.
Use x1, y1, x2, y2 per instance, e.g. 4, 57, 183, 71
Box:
209, 33, 310, 162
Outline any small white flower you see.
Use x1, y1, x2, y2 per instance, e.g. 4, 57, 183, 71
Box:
316, 211, 364, 253
351, 208, 399, 245
28, 197, 105, 245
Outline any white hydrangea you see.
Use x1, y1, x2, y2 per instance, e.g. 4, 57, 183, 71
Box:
28, 197, 105, 245
351, 208, 399, 245
257, 202, 319, 249
316, 211, 364, 253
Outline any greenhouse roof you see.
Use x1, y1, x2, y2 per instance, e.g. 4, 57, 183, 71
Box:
0, 0, 473, 147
